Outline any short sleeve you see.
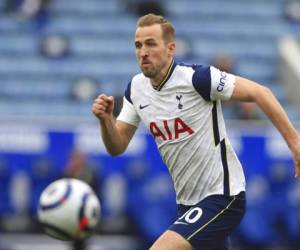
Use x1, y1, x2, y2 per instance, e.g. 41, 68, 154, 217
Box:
117, 97, 140, 127
192, 65, 211, 101
210, 66, 236, 101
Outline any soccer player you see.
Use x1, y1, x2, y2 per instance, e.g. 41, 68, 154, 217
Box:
92, 14, 300, 250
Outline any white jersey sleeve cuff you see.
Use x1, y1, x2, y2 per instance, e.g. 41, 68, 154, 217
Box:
210, 66, 236, 101
116, 97, 140, 127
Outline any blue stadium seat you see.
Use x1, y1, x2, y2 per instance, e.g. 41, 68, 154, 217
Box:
166, 0, 283, 20
0, 100, 93, 116
0, 79, 71, 99
44, 16, 136, 36
50, 0, 120, 14
175, 20, 287, 39
0, 56, 138, 77
0, 16, 23, 32
0, 34, 38, 54
70, 36, 135, 57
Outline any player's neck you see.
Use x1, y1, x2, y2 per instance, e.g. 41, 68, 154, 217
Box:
151, 59, 174, 87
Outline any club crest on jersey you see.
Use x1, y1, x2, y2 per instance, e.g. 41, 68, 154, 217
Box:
149, 117, 194, 141
176, 95, 183, 109
217, 71, 227, 92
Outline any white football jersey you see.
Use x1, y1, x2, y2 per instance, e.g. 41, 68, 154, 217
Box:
117, 61, 246, 205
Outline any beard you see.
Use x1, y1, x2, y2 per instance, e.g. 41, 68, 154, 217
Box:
140, 61, 165, 79
141, 67, 157, 78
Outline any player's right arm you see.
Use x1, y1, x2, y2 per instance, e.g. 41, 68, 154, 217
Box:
231, 77, 300, 177
92, 94, 137, 156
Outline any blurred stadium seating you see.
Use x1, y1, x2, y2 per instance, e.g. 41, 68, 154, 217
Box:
0, 0, 300, 250
0, 0, 298, 119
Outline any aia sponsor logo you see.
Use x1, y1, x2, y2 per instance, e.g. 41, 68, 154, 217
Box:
149, 117, 194, 141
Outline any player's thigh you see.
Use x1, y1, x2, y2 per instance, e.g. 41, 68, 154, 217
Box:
150, 230, 193, 250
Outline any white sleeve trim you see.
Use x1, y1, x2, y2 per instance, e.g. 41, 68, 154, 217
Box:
210, 66, 236, 101
116, 97, 140, 127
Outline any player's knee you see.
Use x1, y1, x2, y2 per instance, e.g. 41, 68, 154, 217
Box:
150, 230, 193, 250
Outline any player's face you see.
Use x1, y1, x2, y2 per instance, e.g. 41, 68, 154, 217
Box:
135, 24, 175, 80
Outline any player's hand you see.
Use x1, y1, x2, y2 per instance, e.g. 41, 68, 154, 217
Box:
92, 94, 114, 120
291, 139, 300, 178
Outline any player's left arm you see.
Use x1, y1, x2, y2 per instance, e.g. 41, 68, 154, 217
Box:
231, 76, 300, 177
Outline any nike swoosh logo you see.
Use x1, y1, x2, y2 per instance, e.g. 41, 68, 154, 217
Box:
174, 221, 188, 225
139, 104, 150, 110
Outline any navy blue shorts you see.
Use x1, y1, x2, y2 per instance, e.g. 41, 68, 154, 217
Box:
169, 192, 246, 250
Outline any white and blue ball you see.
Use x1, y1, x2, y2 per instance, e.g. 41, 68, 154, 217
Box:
37, 178, 100, 241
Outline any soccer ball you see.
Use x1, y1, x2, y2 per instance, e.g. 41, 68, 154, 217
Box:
37, 178, 101, 241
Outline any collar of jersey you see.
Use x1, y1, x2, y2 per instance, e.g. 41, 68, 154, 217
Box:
153, 60, 177, 91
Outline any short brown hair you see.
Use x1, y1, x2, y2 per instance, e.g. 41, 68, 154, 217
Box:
137, 13, 175, 42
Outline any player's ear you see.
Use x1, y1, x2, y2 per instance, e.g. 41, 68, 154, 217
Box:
167, 42, 176, 57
